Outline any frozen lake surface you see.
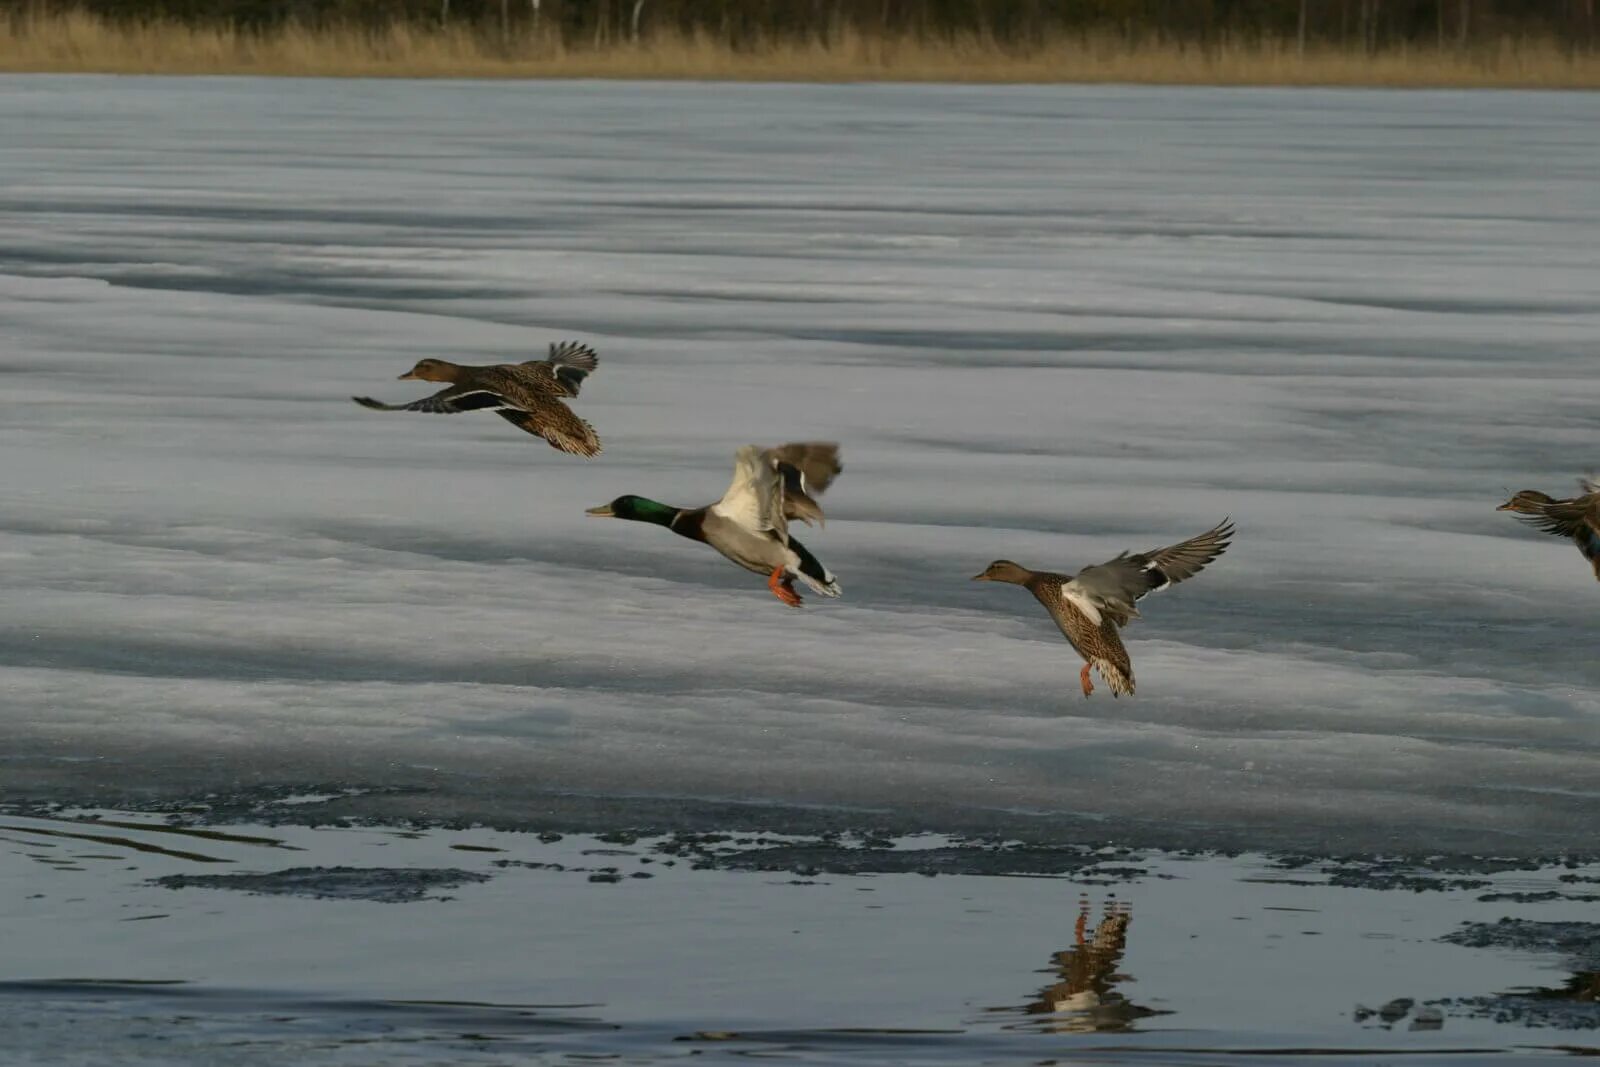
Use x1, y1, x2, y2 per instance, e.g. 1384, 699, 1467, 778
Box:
3, 77, 1598, 856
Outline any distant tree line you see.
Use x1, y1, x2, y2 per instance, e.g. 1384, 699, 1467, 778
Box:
8, 0, 1596, 50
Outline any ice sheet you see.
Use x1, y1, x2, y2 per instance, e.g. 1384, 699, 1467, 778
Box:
3, 78, 1597, 853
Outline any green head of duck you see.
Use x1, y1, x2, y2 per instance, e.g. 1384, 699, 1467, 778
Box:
586, 495, 679, 527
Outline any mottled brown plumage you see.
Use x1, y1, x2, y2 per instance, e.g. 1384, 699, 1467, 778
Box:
352, 341, 602, 457
973, 521, 1234, 698
1498, 478, 1600, 581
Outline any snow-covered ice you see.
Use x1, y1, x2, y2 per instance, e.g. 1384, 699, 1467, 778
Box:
2, 77, 1597, 854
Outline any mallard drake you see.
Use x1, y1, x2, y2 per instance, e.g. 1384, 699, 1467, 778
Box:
586, 443, 842, 607
352, 341, 602, 457
1498, 477, 1600, 581
973, 520, 1234, 697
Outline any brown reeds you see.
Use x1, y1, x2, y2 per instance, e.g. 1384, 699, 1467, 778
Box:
2, 9, 1598, 87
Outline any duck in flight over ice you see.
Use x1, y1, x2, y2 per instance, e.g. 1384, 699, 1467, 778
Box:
352, 341, 602, 458
586, 443, 843, 607
973, 520, 1235, 697
1498, 476, 1600, 581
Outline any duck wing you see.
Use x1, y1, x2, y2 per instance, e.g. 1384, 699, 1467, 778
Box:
768, 442, 841, 527
352, 387, 511, 414
1139, 519, 1236, 585
497, 399, 602, 458
1066, 519, 1234, 627
519, 341, 599, 398
1511, 496, 1592, 540
710, 445, 786, 538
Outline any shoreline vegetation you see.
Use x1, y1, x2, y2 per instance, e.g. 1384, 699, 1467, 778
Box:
2, 8, 1598, 86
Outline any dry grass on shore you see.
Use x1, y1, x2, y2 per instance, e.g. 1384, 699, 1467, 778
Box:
3, 10, 1598, 87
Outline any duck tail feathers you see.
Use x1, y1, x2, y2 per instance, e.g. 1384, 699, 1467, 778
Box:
1093, 658, 1135, 697
788, 537, 841, 598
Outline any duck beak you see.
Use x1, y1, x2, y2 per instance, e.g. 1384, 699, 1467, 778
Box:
1495, 502, 1513, 511
585, 504, 615, 518
971, 572, 991, 581
398, 371, 420, 381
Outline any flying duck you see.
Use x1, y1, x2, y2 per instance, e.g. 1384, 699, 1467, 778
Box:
1498, 477, 1600, 580
352, 341, 601, 457
973, 520, 1235, 697
586, 443, 842, 607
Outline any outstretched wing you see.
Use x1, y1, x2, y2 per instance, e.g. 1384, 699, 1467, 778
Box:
769, 443, 841, 495
710, 445, 785, 537
352, 388, 510, 414
769, 442, 841, 527
1068, 519, 1234, 627
519, 341, 599, 398
1512, 498, 1592, 540
1140, 519, 1236, 586
497, 402, 602, 458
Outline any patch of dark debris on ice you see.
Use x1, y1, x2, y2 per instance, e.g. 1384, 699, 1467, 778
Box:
1352, 998, 1445, 1031
1265, 853, 1568, 892
1435, 920, 1600, 1030
1441, 919, 1600, 969
653, 832, 1158, 880
154, 866, 490, 903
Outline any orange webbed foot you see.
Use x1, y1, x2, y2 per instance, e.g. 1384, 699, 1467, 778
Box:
767, 566, 803, 608
1079, 663, 1095, 698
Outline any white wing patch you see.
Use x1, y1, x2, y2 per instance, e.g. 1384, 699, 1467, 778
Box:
452, 390, 517, 410
1060, 581, 1103, 626
709, 445, 781, 535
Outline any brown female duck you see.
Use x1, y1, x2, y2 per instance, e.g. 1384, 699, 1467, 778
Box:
353, 341, 601, 457
973, 520, 1234, 697
1498, 477, 1600, 580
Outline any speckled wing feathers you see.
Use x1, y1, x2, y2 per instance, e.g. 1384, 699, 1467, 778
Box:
497, 406, 602, 458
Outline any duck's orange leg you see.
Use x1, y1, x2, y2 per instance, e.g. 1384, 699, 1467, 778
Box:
1079, 664, 1095, 698
767, 566, 803, 608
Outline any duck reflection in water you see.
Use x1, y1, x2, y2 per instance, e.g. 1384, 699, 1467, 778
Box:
991, 896, 1168, 1033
